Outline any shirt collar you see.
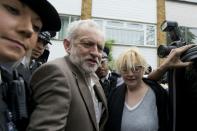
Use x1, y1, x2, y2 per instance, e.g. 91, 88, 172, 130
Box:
100, 70, 111, 82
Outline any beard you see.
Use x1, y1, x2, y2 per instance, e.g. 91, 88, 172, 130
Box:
69, 52, 99, 74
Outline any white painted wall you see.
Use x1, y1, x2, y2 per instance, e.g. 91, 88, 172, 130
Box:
92, 0, 157, 23
48, 0, 81, 15
48, 41, 66, 61
166, 1, 197, 27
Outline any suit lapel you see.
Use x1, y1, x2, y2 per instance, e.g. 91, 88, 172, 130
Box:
66, 57, 99, 130
93, 80, 108, 129
92, 74, 108, 116
93, 81, 108, 114
76, 77, 99, 130
66, 56, 109, 130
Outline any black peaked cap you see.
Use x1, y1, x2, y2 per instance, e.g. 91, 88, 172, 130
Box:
20, 0, 61, 31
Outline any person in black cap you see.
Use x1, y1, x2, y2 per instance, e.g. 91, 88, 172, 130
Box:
16, 31, 56, 128
0, 0, 61, 130
96, 47, 123, 98
20, 0, 61, 32
17, 31, 56, 84
30, 31, 56, 70
0, 0, 60, 64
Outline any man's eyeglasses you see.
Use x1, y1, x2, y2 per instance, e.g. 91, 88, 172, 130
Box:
121, 65, 143, 74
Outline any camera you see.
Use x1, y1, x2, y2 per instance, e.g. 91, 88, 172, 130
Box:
158, 21, 197, 131
157, 20, 186, 58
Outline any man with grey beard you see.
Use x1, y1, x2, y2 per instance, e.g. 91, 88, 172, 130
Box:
27, 19, 108, 131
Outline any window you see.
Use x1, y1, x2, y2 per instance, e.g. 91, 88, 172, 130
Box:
146, 25, 156, 45
167, 26, 197, 45
94, 19, 156, 46
54, 15, 80, 40
187, 28, 197, 44
93, 19, 103, 29
55, 17, 157, 47
178, 0, 197, 3
106, 27, 144, 45
107, 21, 124, 27
166, 26, 197, 45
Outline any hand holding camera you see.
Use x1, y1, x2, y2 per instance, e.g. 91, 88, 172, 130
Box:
158, 21, 197, 70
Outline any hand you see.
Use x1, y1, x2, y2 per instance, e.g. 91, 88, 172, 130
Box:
161, 44, 195, 69
148, 44, 195, 81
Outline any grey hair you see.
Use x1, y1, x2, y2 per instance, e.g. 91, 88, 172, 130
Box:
65, 19, 104, 41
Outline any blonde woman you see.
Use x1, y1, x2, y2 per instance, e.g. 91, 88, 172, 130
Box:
106, 47, 169, 131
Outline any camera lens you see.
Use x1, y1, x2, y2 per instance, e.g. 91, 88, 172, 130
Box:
157, 45, 176, 58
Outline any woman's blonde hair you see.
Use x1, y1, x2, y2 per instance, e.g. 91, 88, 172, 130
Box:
116, 47, 149, 74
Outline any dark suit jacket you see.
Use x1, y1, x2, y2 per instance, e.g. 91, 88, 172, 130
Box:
106, 78, 169, 131
27, 56, 108, 131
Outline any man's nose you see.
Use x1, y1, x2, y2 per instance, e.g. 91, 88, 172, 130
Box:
90, 45, 101, 56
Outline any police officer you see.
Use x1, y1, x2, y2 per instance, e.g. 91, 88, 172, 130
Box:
17, 31, 55, 85
30, 31, 56, 70
16, 31, 56, 130
0, 0, 61, 130
96, 47, 123, 98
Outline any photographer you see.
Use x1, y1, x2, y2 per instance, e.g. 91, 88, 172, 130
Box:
17, 31, 55, 83
30, 31, 56, 71
148, 21, 195, 81
148, 20, 197, 131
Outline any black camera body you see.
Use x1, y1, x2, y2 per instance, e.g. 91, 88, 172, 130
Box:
157, 21, 186, 58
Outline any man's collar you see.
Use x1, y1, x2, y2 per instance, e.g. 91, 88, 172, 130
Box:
100, 70, 111, 82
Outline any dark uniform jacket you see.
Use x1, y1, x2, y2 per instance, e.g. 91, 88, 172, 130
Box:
0, 66, 29, 131
100, 72, 123, 98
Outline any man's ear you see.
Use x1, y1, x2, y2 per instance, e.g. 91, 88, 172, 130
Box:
63, 39, 71, 53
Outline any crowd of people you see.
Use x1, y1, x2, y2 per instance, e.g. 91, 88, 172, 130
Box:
0, 0, 196, 131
